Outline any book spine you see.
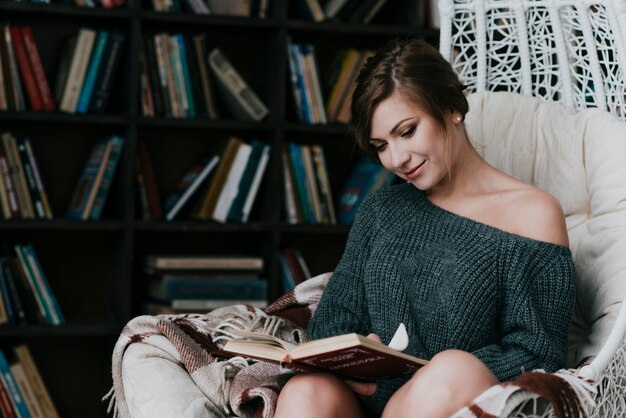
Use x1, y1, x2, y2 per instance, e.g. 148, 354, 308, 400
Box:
65, 138, 108, 219
14, 245, 51, 325
135, 156, 151, 220
0, 259, 27, 324
192, 34, 218, 119
9, 362, 45, 418
0, 144, 20, 219
212, 142, 253, 223
164, 155, 219, 221
60, 28, 96, 113
151, 34, 172, 118
0, 350, 32, 418
138, 37, 155, 117
281, 148, 298, 224
16, 137, 45, 219
80, 138, 113, 220
76, 30, 109, 114
168, 35, 188, 117
241, 144, 270, 223
176, 34, 196, 118
0, 149, 11, 218
20, 27, 55, 111
311, 145, 336, 224
9, 26, 43, 111
288, 143, 313, 223
89, 135, 125, 220
291, 43, 313, 124
24, 245, 64, 325
0, 36, 7, 110
207, 48, 269, 122
88, 30, 125, 114
300, 144, 323, 223
0, 373, 16, 418
22, 138, 52, 219
285, 38, 306, 123
4, 25, 26, 111
0, 261, 13, 324
2, 133, 35, 219
53, 35, 76, 106
13, 345, 60, 418
0, 23, 17, 111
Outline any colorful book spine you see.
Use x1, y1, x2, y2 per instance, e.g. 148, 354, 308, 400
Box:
0, 350, 31, 418
176, 34, 196, 118
60, 28, 96, 113
89, 135, 125, 220
20, 27, 55, 111
24, 245, 64, 325
22, 138, 53, 219
65, 138, 108, 220
89, 30, 125, 114
76, 30, 109, 114
16, 137, 45, 219
13, 245, 51, 325
9, 26, 43, 111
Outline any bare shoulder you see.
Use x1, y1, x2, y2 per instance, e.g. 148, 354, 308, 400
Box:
509, 186, 569, 247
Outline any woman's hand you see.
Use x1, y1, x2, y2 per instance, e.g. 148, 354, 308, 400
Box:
343, 333, 381, 397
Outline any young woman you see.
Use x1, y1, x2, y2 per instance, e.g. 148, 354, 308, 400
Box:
274, 39, 576, 418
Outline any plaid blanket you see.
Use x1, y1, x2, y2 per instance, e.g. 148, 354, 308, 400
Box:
106, 273, 596, 418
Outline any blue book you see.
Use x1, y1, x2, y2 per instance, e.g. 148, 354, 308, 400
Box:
0, 261, 14, 324
0, 350, 32, 418
288, 143, 315, 223
286, 37, 305, 123
148, 277, 268, 300
176, 34, 196, 118
89, 30, 126, 114
76, 30, 109, 114
337, 157, 384, 225
89, 135, 125, 220
66, 138, 109, 220
278, 254, 296, 292
24, 244, 65, 325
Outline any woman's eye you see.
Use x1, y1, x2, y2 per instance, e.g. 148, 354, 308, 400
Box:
400, 126, 416, 138
374, 143, 387, 152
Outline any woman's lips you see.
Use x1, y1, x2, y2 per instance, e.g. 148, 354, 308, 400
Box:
404, 160, 426, 179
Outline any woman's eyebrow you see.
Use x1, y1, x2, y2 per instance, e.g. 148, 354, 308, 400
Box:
389, 117, 415, 135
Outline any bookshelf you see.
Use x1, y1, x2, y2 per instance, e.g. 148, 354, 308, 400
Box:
0, 0, 438, 416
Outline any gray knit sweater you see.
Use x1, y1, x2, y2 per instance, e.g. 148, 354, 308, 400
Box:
307, 182, 576, 415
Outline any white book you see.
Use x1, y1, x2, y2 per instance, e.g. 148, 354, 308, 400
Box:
208, 48, 269, 122
324, 0, 350, 17
241, 144, 270, 223
212, 142, 253, 223
165, 155, 220, 221
281, 149, 298, 224
60, 28, 96, 113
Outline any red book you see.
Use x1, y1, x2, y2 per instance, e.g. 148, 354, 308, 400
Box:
20, 27, 55, 112
9, 26, 43, 111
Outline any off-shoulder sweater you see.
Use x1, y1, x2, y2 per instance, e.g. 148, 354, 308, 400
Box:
307, 182, 576, 415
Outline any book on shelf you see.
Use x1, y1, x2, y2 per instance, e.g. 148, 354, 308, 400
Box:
88, 29, 125, 114
17, 137, 53, 220
223, 330, 428, 380
0, 349, 31, 418
89, 135, 125, 220
191, 34, 219, 119
286, 41, 326, 125
66, 135, 125, 221
1, 132, 35, 219
144, 255, 264, 272
207, 48, 269, 122
211, 140, 252, 223
1, 23, 27, 111
226, 139, 271, 223
206, 0, 251, 16
163, 154, 220, 221
9, 25, 44, 113
13, 345, 59, 418
76, 30, 109, 114
60, 28, 96, 113
337, 157, 396, 224
147, 276, 268, 300
294, 0, 325, 22
192, 137, 241, 220
145, 298, 267, 315
278, 248, 311, 292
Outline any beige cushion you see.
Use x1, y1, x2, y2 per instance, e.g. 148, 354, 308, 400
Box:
465, 91, 626, 366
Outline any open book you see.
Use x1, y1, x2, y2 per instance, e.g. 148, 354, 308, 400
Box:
222, 330, 428, 380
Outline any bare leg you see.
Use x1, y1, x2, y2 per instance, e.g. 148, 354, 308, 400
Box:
274, 373, 368, 418
382, 349, 498, 418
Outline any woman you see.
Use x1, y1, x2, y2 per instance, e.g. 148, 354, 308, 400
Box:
274, 39, 576, 418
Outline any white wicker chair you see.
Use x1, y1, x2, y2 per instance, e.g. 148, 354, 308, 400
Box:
439, 0, 626, 416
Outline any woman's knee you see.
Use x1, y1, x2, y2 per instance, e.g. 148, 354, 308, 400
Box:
279, 373, 351, 403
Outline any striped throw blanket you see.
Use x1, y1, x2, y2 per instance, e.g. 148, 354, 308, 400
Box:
106, 272, 595, 418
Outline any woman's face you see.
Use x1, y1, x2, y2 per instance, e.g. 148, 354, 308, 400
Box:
369, 93, 457, 191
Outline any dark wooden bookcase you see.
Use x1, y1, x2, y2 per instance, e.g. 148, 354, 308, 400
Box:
0, 0, 438, 415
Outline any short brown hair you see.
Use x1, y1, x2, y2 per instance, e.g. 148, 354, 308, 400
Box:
351, 38, 468, 160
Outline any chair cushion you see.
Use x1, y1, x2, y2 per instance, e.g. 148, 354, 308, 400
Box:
465, 91, 626, 366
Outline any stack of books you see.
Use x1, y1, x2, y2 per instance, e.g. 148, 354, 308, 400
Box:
57, 28, 126, 114
286, 39, 327, 125
0, 244, 64, 327
66, 135, 125, 221
143, 254, 268, 314
148, 0, 264, 17
294, 0, 390, 24
0, 344, 60, 418
0, 132, 53, 220
140, 34, 268, 122
282, 142, 335, 225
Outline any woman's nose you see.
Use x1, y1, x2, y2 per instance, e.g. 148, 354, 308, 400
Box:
389, 142, 410, 169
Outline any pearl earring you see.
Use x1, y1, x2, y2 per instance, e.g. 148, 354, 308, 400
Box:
455, 115, 462, 123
